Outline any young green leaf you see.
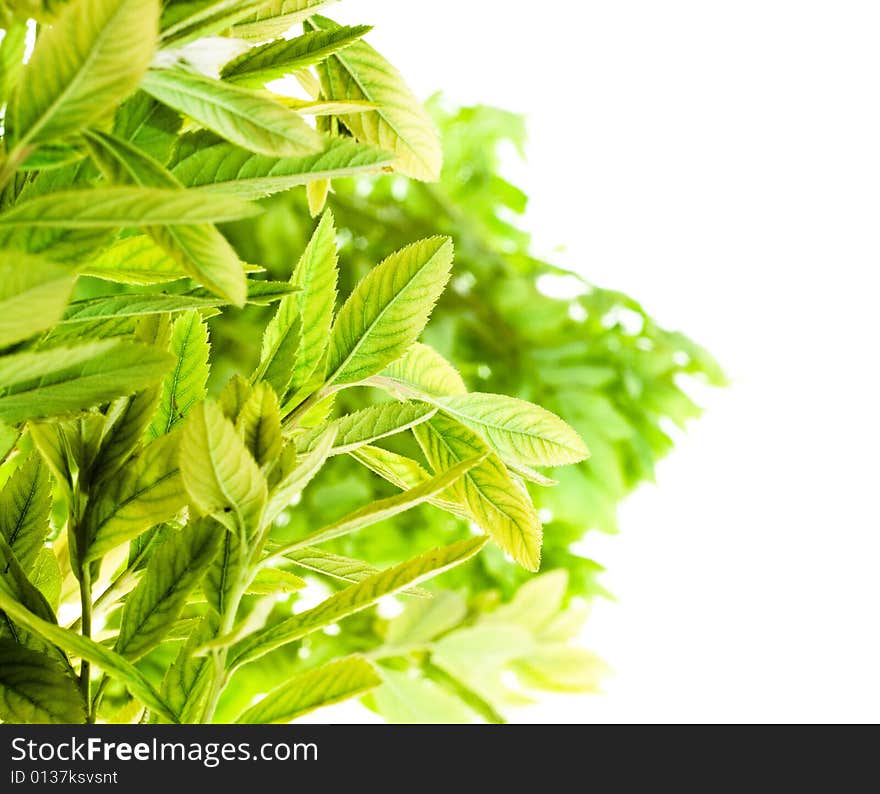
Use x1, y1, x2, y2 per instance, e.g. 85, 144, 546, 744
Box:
221, 25, 372, 88
282, 546, 429, 597
30, 549, 63, 612
384, 590, 468, 648
372, 667, 475, 724
327, 237, 453, 385
82, 235, 190, 285
172, 137, 394, 200
264, 427, 336, 524
246, 567, 306, 595
0, 452, 52, 573
7, 0, 159, 148
158, 614, 218, 724
149, 312, 211, 439
85, 432, 187, 563
296, 401, 436, 457
288, 211, 338, 394
311, 15, 442, 181
160, 0, 270, 47
0, 23, 26, 109
0, 250, 75, 347
179, 401, 268, 536
272, 454, 484, 554
230, 0, 336, 42
235, 383, 282, 468
0, 342, 174, 425
202, 531, 245, 617
232, 536, 488, 669
116, 520, 221, 661
0, 187, 259, 228
141, 69, 323, 158
437, 393, 589, 468
415, 414, 543, 571
0, 639, 86, 724
84, 130, 248, 305
0, 533, 58, 626
0, 586, 176, 722
236, 657, 379, 724
378, 343, 467, 398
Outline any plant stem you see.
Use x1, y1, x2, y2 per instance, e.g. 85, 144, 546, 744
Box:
79, 564, 92, 719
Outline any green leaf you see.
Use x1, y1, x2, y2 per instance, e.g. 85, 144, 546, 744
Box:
159, 614, 217, 724
7, 0, 159, 147
221, 25, 371, 88
282, 546, 430, 595
232, 537, 487, 668
0, 341, 174, 425
116, 520, 220, 661
160, 0, 270, 47
385, 590, 467, 648
0, 586, 176, 722
273, 454, 484, 552
0, 452, 52, 573
149, 311, 210, 439
171, 137, 394, 199
0, 639, 86, 724
230, 0, 336, 42
0, 187, 259, 228
85, 432, 187, 563
0, 250, 75, 347
264, 427, 335, 524
437, 393, 589, 468
483, 570, 569, 632
236, 657, 379, 724
311, 15, 442, 181
203, 531, 244, 617
378, 343, 467, 398
246, 566, 305, 595
254, 212, 336, 395
84, 129, 248, 305
235, 383, 282, 468
0, 532, 58, 627
432, 624, 534, 677
142, 68, 323, 158
373, 667, 474, 724
82, 235, 190, 285
0, 23, 26, 109
296, 401, 436, 457
30, 549, 63, 612
180, 401, 268, 536
327, 237, 453, 385
415, 414, 543, 571
513, 647, 607, 693
288, 211, 338, 394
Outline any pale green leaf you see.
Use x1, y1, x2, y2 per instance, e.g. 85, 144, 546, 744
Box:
180, 401, 268, 535
438, 393, 589, 468
8, 0, 159, 147
85, 432, 186, 562
203, 531, 245, 617
235, 383, 283, 468
513, 648, 608, 693
236, 657, 379, 724
82, 235, 190, 285
0, 187, 258, 228
378, 342, 467, 398
373, 667, 474, 724
327, 236, 453, 385
30, 549, 63, 612
0, 586, 176, 722
385, 590, 467, 648
0, 452, 52, 573
158, 614, 218, 724
0, 341, 174, 425
264, 427, 335, 524
149, 311, 210, 439
142, 68, 323, 158
231, 536, 487, 668
272, 454, 484, 553
246, 567, 305, 595
0, 639, 86, 724
483, 570, 569, 633
231, 0, 336, 42
171, 137, 394, 199
0, 250, 75, 347
161, 0, 270, 47
84, 129, 248, 305
116, 520, 220, 660
415, 414, 543, 571
283, 546, 429, 597
296, 401, 435, 457
432, 624, 534, 680
221, 25, 371, 88
311, 15, 441, 181
0, 23, 26, 109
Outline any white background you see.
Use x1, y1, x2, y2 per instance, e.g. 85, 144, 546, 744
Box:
329, 0, 880, 723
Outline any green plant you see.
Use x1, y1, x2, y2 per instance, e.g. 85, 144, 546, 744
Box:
0, 0, 604, 724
